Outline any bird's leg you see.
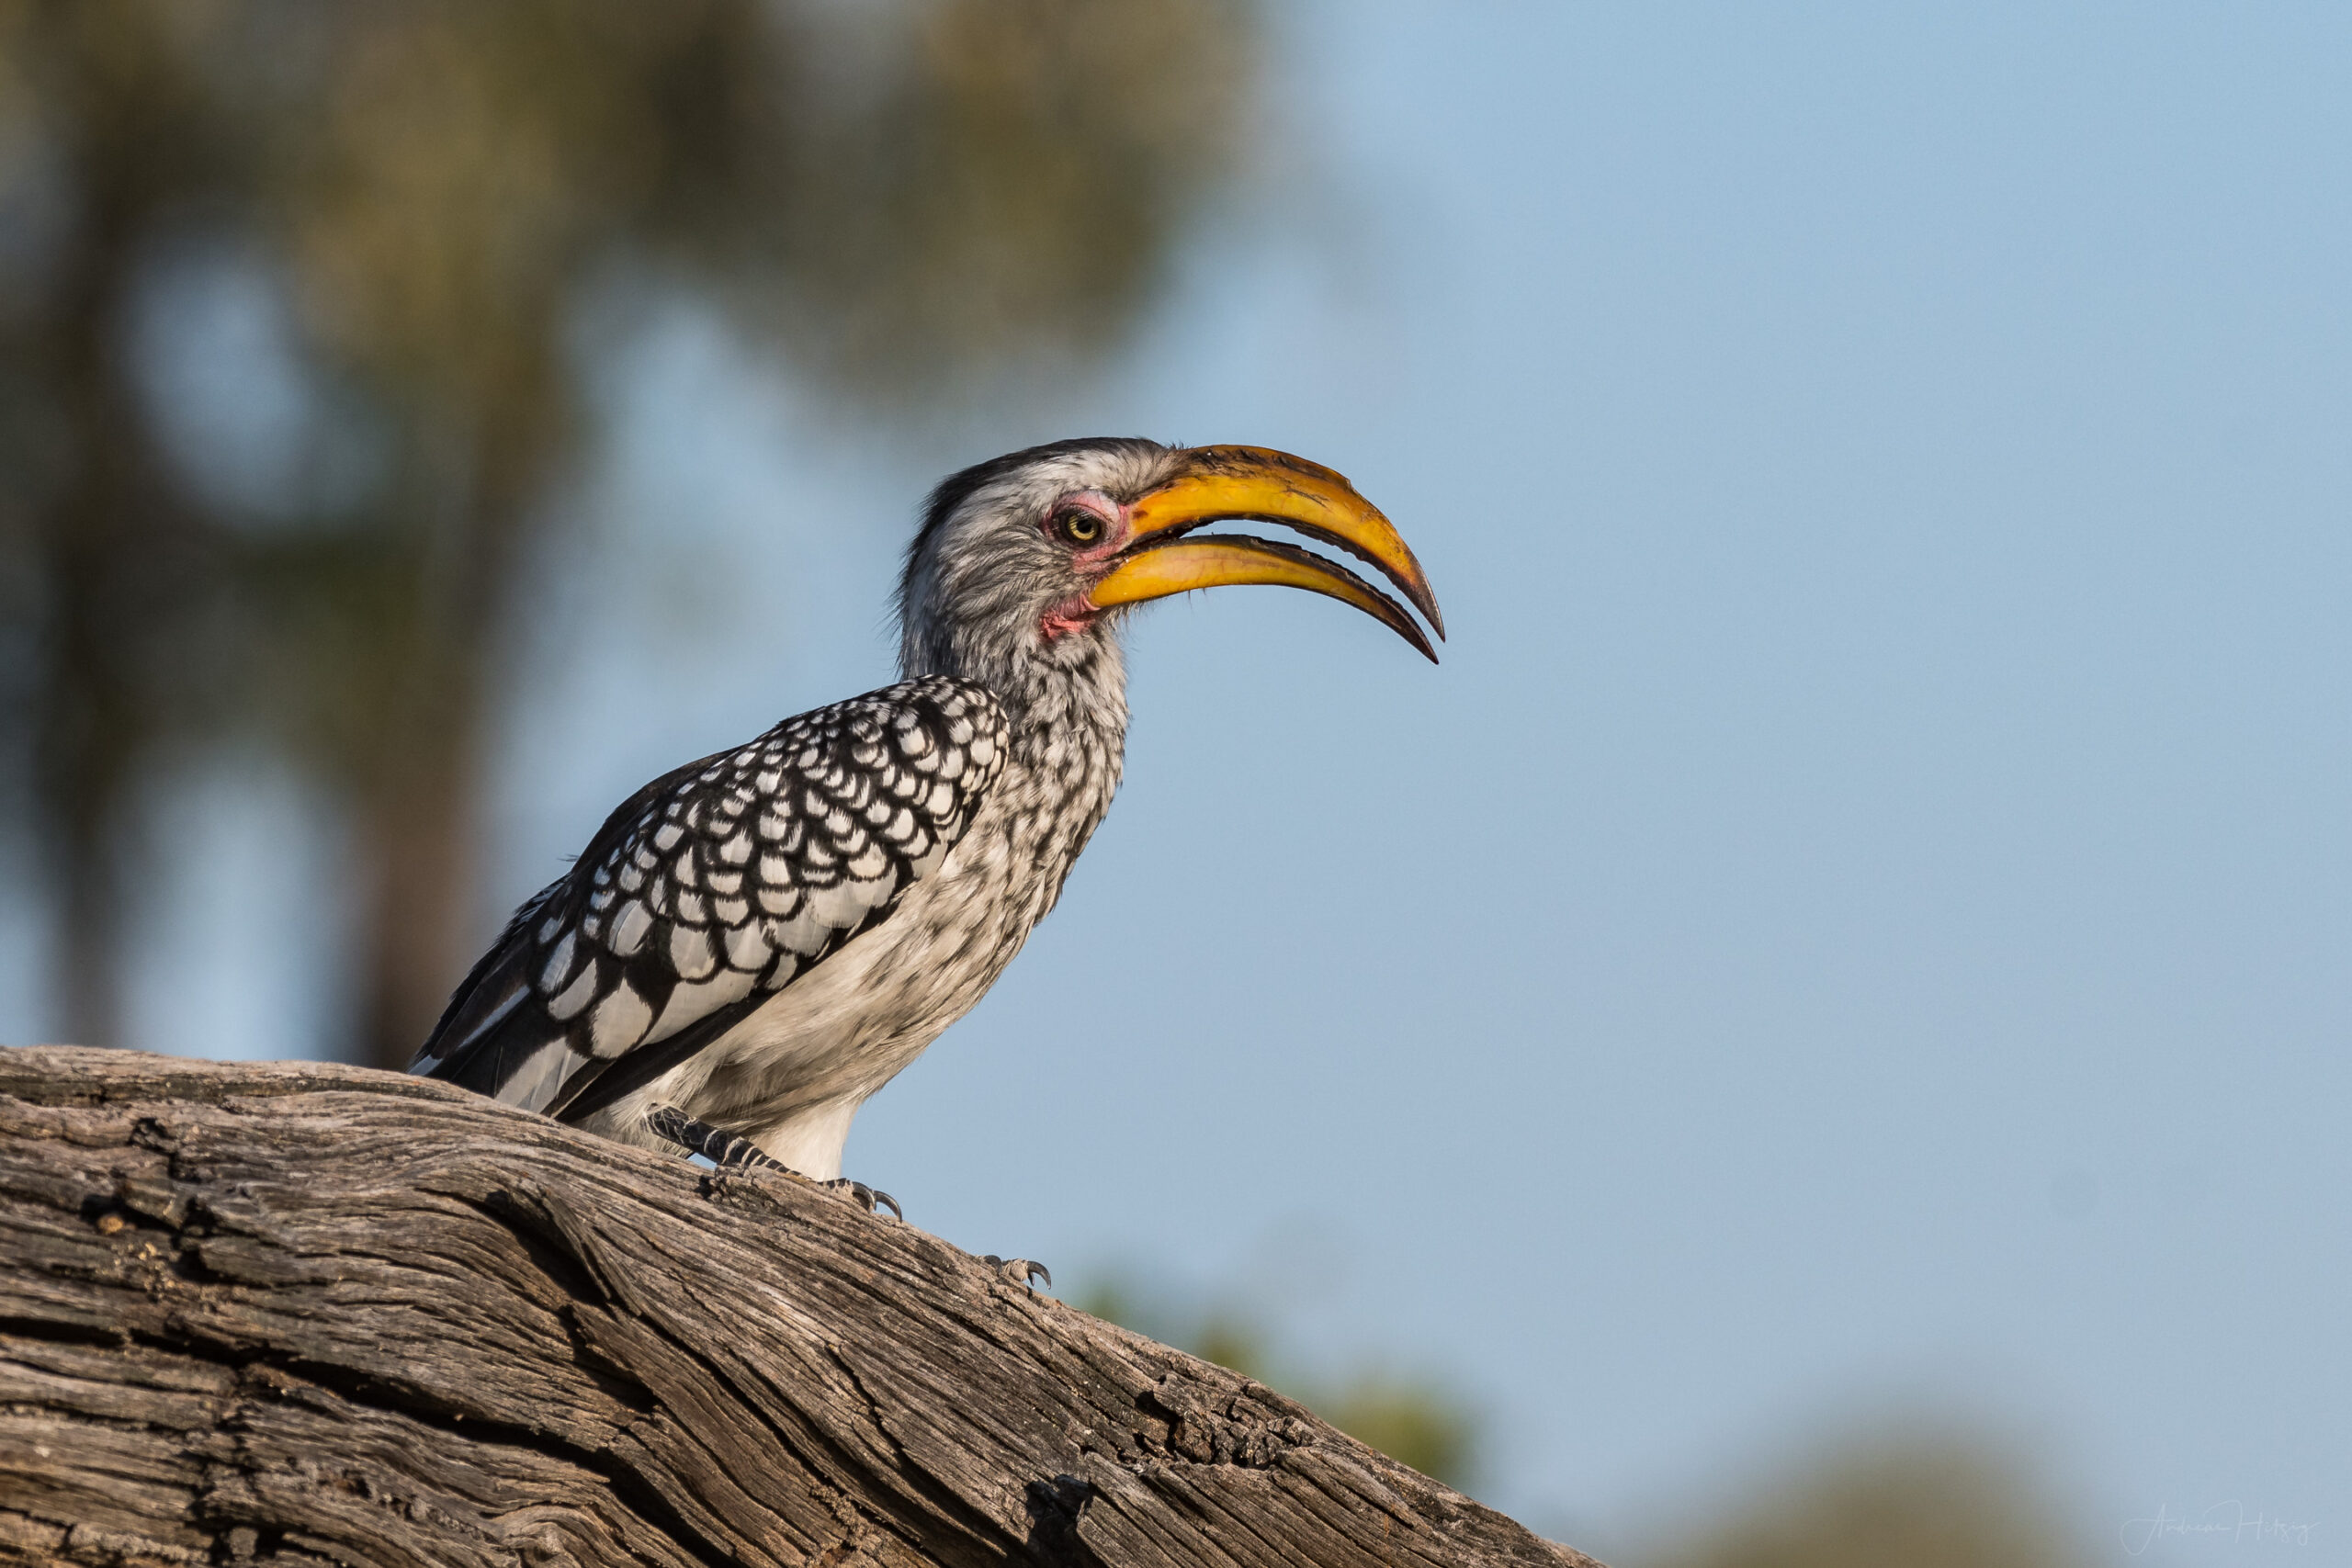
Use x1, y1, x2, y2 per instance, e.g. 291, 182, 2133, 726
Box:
643, 1103, 900, 1221
644, 1103, 770, 1168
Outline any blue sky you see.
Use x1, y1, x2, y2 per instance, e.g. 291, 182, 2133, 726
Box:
22, 4, 2350, 1562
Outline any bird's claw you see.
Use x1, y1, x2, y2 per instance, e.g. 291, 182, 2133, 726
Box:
820, 1178, 902, 1222
984, 1254, 1052, 1290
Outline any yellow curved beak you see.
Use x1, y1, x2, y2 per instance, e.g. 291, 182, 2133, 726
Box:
1088, 446, 1443, 662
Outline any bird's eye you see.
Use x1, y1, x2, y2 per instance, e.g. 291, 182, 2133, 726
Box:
1056, 508, 1104, 546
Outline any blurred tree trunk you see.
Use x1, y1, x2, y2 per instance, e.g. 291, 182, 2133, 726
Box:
347, 458, 537, 1067
0, 1046, 1598, 1568
357, 682, 482, 1068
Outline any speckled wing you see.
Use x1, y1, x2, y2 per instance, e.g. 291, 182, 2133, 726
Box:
411, 676, 1007, 1122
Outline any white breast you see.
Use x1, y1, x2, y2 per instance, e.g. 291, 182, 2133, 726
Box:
580, 736, 1116, 1180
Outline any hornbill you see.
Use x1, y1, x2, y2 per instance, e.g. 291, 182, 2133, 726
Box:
413, 440, 1441, 1228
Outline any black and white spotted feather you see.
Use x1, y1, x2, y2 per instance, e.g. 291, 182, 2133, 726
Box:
415, 676, 1008, 1122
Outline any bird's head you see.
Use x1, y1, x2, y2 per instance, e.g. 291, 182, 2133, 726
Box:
898, 438, 1442, 698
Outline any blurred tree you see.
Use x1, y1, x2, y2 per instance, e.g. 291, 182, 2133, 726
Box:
1077, 1278, 1482, 1490
1657, 1428, 2089, 1568
0, 0, 1252, 1065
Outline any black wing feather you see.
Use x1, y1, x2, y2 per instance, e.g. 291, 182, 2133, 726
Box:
411, 676, 1008, 1120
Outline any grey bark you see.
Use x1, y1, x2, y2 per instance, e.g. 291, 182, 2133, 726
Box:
0, 1046, 1599, 1568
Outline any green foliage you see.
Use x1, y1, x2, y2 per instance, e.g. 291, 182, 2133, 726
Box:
1073, 1277, 1483, 1493
1657, 1428, 2088, 1568
1081, 1274, 2095, 1561
1314, 1372, 1480, 1494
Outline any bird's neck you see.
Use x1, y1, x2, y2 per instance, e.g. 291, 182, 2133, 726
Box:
905, 624, 1131, 761
907, 628, 1129, 917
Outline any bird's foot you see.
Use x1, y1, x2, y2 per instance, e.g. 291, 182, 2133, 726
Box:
644, 1103, 900, 1221
983, 1254, 1053, 1291
816, 1177, 902, 1221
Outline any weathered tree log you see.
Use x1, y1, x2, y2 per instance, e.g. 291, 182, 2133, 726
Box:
0, 1046, 1596, 1567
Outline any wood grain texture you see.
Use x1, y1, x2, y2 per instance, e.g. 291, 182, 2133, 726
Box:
0, 1046, 1598, 1568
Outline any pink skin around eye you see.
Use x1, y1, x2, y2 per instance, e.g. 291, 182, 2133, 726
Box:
1038, 492, 1130, 642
